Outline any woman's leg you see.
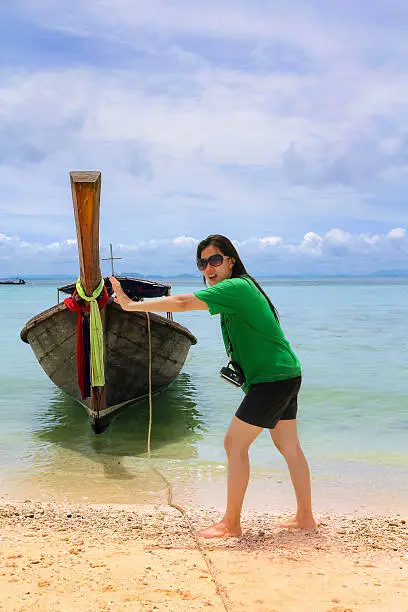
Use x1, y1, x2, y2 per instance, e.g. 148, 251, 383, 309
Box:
270, 419, 316, 529
198, 416, 263, 538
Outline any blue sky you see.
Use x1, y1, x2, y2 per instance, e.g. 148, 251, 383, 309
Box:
1, 0, 408, 276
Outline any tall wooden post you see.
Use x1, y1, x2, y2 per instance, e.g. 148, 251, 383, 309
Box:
70, 171, 106, 432
70, 172, 102, 293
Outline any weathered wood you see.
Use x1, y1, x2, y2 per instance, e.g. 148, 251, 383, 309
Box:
70, 171, 102, 296
70, 171, 104, 421
20, 303, 197, 432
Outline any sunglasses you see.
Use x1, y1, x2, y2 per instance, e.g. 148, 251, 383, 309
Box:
196, 254, 230, 271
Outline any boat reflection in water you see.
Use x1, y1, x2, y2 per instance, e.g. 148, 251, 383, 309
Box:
38, 372, 203, 456
27, 372, 205, 503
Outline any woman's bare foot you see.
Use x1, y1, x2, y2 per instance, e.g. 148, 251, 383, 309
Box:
278, 515, 317, 530
197, 521, 242, 539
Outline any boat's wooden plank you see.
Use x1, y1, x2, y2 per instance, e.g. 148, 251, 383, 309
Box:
23, 302, 194, 429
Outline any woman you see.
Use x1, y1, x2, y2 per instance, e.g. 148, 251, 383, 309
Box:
110, 234, 316, 538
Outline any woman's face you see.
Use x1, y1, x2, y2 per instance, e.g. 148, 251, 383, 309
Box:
199, 244, 235, 286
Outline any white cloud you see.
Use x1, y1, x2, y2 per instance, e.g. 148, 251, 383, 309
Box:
1, 1, 408, 248
325, 229, 352, 244
259, 237, 283, 248
298, 232, 323, 257
13, 0, 354, 56
173, 236, 198, 246
1, 228, 408, 276
15, 0, 408, 71
1, 62, 407, 244
388, 227, 406, 239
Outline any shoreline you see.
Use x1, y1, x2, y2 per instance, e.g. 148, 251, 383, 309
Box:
2, 457, 408, 518
1, 498, 407, 611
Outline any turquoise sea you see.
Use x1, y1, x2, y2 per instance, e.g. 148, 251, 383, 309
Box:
1, 277, 407, 515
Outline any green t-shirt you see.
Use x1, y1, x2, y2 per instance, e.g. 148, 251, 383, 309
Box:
194, 276, 301, 392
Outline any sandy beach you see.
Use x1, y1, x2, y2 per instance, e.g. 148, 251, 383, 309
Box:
1, 498, 407, 612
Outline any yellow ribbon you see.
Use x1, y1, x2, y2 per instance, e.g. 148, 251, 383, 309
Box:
76, 278, 105, 387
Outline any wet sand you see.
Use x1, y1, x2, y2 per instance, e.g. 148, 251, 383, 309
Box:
1, 498, 407, 611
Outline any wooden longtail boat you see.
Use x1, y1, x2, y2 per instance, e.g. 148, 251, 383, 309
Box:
20, 172, 197, 433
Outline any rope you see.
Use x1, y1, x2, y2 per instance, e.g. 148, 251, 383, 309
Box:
145, 312, 230, 612
146, 312, 153, 458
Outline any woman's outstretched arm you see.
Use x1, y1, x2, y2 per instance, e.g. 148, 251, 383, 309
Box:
109, 276, 208, 313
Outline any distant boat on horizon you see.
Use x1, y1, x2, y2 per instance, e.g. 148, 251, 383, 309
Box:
0, 278, 25, 285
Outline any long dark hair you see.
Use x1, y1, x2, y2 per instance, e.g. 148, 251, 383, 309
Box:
196, 234, 280, 323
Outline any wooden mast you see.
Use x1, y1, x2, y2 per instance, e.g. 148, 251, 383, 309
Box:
70, 171, 106, 431
70, 172, 102, 294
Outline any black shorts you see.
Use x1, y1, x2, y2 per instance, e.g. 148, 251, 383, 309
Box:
235, 376, 302, 429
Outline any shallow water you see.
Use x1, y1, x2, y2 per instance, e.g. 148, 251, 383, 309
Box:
1, 277, 407, 513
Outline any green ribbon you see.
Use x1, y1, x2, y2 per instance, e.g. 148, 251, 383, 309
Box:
76, 278, 105, 388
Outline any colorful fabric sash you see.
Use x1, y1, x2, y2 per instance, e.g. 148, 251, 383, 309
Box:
64, 280, 108, 399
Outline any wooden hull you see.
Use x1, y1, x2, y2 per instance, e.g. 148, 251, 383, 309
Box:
21, 301, 197, 432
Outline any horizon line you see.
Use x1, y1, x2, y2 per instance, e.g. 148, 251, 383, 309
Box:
3, 272, 408, 280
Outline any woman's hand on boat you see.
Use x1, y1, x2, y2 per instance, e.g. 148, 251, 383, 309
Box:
109, 276, 130, 309
110, 276, 209, 313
